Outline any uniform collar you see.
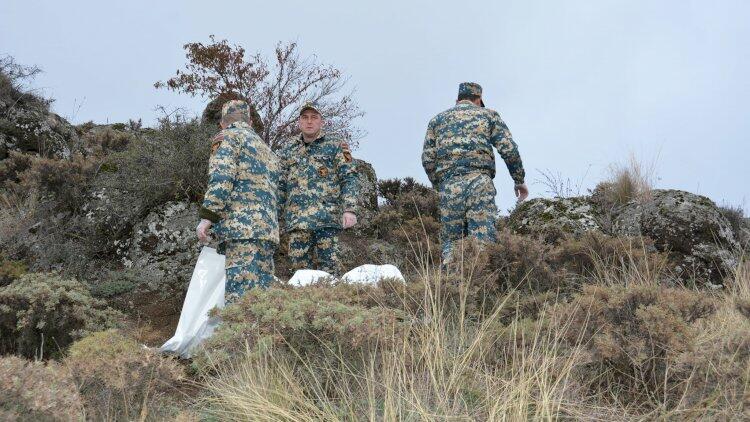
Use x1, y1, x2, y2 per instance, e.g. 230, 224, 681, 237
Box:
227, 121, 253, 130
456, 100, 477, 107
299, 131, 326, 145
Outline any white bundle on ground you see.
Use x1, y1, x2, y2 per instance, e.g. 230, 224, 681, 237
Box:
342, 264, 405, 284
288, 269, 335, 287
160, 246, 225, 358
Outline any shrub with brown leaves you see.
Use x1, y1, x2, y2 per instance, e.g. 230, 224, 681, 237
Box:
560, 284, 717, 406
0, 356, 84, 421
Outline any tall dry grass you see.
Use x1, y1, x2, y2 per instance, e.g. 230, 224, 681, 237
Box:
199, 256, 590, 421
605, 153, 657, 205
198, 234, 749, 421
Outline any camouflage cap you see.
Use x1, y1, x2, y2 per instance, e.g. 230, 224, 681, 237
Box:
299, 101, 322, 116
458, 82, 485, 107
221, 100, 250, 118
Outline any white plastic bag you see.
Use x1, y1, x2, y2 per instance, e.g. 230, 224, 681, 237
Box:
288, 269, 334, 287
341, 264, 405, 285
161, 246, 225, 358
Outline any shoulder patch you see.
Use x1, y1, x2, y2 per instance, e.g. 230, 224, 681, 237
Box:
340, 141, 353, 163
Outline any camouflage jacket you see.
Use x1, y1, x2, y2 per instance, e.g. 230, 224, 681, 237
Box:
278, 133, 358, 231
199, 121, 280, 244
421, 101, 525, 187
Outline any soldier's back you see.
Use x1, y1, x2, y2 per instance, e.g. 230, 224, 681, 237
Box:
213, 123, 280, 242
429, 102, 500, 181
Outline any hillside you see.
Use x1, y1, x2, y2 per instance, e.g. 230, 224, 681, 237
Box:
1, 64, 749, 421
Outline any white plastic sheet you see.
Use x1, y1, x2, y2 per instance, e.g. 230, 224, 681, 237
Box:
160, 246, 225, 358
342, 264, 405, 285
288, 269, 335, 287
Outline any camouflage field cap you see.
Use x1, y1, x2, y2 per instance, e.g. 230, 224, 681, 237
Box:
299, 101, 322, 116
458, 82, 485, 107
221, 99, 250, 118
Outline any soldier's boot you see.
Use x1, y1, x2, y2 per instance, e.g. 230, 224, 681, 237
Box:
287, 230, 315, 272
313, 227, 342, 276
224, 240, 276, 304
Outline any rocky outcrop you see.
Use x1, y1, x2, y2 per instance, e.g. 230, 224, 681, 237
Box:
0, 91, 80, 159
611, 190, 740, 284
354, 159, 378, 231
509, 189, 741, 285
121, 201, 200, 292
508, 196, 601, 242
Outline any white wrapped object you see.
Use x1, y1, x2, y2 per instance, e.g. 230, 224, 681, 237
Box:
161, 246, 225, 358
288, 269, 334, 287
341, 264, 405, 285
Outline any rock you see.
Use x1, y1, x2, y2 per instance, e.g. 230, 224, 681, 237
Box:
612, 189, 740, 284
123, 201, 200, 292
0, 96, 80, 159
508, 196, 601, 242
354, 159, 378, 231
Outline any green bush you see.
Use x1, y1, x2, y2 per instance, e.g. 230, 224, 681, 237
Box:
195, 285, 406, 373
0, 273, 123, 358
65, 330, 185, 421
96, 115, 214, 209
0, 355, 84, 421
559, 284, 716, 405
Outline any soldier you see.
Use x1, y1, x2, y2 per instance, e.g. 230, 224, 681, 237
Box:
422, 82, 529, 261
196, 100, 280, 303
278, 101, 359, 275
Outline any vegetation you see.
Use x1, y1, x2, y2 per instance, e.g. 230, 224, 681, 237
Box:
0, 273, 123, 359
0, 356, 84, 421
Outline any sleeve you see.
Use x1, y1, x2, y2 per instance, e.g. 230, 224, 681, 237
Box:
490, 112, 526, 185
421, 120, 439, 187
199, 132, 240, 223
335, 142, 359, 214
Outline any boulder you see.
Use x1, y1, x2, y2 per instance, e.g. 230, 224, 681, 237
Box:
0, 95, 80, 159
123, 201, 200, 292
612, 189, 740, 285
353, 159, 378, 231
508, 196, 601, 242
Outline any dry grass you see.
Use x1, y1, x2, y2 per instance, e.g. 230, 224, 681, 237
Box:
199, 255, 590, 421
606, 153, 656, 205
196, 230, 750, 421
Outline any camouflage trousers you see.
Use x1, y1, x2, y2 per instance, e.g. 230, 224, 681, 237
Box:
439, 172, 498, 261
286, 227, 341, 275
221, 239, 276, 304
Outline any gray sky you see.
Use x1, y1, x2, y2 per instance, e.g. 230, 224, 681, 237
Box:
2, 0, 748, 213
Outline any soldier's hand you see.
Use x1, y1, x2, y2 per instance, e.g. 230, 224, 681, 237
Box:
196, 219, 213, 243
514, 183, 529, 203
342, 211, 358, 229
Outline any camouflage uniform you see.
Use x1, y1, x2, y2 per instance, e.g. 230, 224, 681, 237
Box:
278, 103, 359, 275
199, 100, 280, 303
421, 83, 525, 260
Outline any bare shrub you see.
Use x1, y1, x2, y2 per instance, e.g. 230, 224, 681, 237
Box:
0, 54, 49, 110
0, 356, 84, 421
156, 37, 364, 149
0, 273, 123, 358
65, 330, 185, 421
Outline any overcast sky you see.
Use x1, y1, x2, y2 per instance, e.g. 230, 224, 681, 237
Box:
2, 0, 748, 213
